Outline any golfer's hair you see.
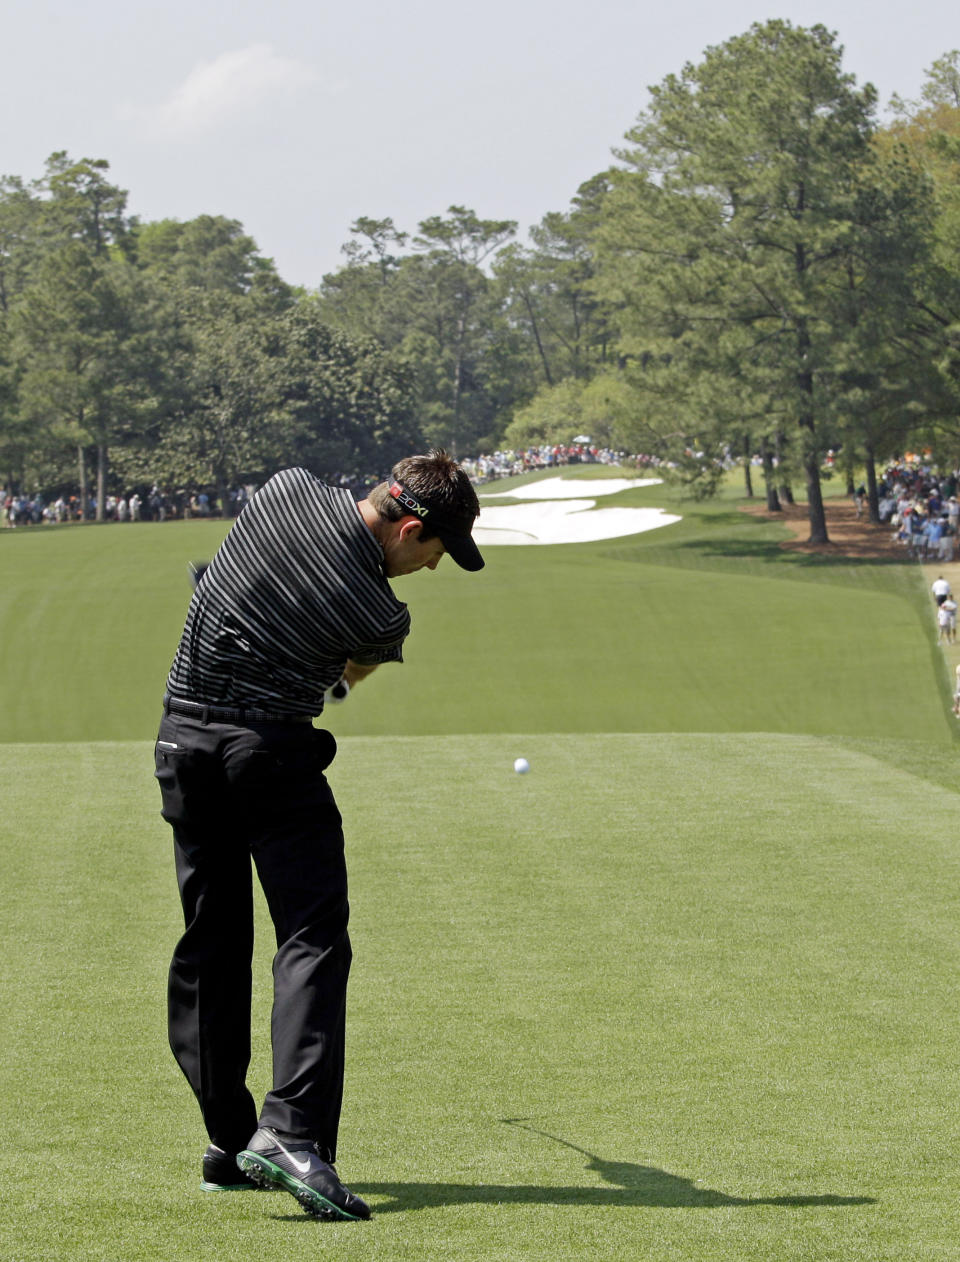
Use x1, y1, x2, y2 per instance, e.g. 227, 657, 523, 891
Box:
368, 449, 479, 536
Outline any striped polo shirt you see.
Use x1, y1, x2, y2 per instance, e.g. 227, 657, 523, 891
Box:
165, 468, 410, 715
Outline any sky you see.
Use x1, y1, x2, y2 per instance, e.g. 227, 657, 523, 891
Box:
2, 0, 956, 288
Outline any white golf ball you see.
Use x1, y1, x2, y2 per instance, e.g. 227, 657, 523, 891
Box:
514, 757, 530, 774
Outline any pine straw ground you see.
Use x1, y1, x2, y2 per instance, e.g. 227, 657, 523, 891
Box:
740, 498, 905, 560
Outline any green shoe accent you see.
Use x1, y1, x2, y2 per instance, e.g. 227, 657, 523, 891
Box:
236, 1152, 364, 1221
200, 1178, 258, 1192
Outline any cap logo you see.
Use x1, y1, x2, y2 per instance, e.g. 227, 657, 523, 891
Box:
387, 478, 480, 569
389, 481, 429, 518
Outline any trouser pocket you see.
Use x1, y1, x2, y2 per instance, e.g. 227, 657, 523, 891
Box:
155, 729, 224, 828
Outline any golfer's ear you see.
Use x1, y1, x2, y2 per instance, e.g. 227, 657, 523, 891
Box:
397, 517, 423, 543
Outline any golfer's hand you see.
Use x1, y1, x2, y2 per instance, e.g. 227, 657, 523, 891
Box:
324, 678, 351, 705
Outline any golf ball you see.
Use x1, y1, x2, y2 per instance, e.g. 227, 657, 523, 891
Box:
514, 757, 530, 774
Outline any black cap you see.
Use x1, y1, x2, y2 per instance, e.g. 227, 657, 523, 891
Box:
388, 481, 484, 571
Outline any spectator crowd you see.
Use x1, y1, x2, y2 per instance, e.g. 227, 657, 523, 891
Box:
875, 462, 960, 561
2, 483, 263, 527
3, 444, 633, 527
12, 449, 960, 535
459, 443, 630, 482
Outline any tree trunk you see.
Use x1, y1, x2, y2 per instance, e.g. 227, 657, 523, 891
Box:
742, 433, 753, 498
451, 313, 466, 442
760, 436, 781, 511
795, 304, 828, 544
774, 430, 794, 504
801, 427, 829, 544
215, 472, 230, 519
96, 443, 107, 522
865, 442, 880, 524
842, 441, 856, 497
78, 445, 88, 521
522, 291, 553, 386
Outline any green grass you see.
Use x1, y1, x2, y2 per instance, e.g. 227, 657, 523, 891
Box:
3, 733, 960, 1261
2, 469, 959, 1260
0, 475, 953, 742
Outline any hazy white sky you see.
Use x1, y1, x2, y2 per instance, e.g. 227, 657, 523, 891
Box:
2, 0, 955, 287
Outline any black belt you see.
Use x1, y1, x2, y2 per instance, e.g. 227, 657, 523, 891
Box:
163, 695, 314, 725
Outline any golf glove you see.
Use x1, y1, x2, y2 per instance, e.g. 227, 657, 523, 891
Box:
324, 678, 350, 704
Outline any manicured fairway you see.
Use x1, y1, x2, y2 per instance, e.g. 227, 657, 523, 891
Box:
0, 475, 954, 742
2, 733, 960, 1262
2, 470, 959, 1261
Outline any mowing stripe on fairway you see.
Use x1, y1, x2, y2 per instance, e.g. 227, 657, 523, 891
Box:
2, 732, 960, 1260
1, 482, 953, 741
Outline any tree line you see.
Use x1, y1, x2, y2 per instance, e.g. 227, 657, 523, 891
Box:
2, 22, 959, 539
0, 154, 425, 521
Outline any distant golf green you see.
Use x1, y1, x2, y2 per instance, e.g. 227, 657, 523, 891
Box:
2, 470, 958, 1261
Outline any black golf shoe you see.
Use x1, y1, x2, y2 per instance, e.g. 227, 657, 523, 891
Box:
200, 1144, 259, 1191
236, 1127, 371, 1221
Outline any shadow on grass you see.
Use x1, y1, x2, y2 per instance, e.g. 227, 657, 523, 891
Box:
618, 535, 908, 571
683, 538, 906, 569
301, 1122, 873, 1217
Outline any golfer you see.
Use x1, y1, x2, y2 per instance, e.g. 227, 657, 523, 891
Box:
155, 451, 483, 1221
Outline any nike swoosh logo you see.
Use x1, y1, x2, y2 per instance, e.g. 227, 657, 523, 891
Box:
274, 1136, 313, 1176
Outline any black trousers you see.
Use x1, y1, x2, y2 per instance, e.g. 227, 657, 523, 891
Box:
154, 711, 351, 1161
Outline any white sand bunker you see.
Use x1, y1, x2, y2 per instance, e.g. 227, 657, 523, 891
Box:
474, 497, 682, 546
481, 476, 662, 500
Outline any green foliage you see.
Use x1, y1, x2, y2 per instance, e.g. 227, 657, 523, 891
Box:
120, 291, 289, 494
881, 64, 960, 459
503, 371, 642, 449
12, 243, 166, 511
40, 151, 133, 258
277, 299, 422, 473
0, 175, 43, 313
493, 183, 613, 392
135, 214, 290, 301
503, 377, 588, 446
113, 294, 421, 494
6, 31, 960, 497
1, 154, 421, 495
592, 21, 920, 538
318, 205, 524, 454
